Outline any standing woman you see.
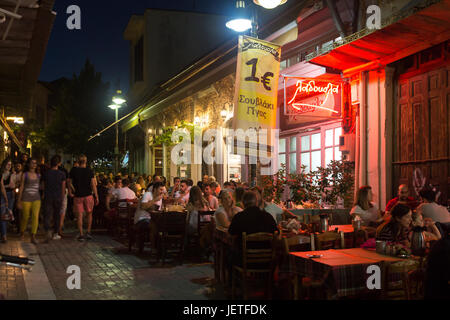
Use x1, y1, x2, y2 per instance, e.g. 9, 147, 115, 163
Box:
0, 158, 15, 243
17, 158, 42, 244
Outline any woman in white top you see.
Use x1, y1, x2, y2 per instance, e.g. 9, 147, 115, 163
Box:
350, 186, 383, 227
215, 191, 242, 229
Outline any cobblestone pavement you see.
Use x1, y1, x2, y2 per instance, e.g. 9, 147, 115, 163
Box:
0, 221, 226, 300
0, 240, 28, 300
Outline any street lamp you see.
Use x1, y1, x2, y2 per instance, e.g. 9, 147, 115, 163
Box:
226, 0, 288, 36
253, 0, 287, 9
109, 90, 126, 173
226, 0, 252, 33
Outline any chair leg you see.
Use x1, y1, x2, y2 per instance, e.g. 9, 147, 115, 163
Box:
232, 269, 236, 300
242, 273, 247, 300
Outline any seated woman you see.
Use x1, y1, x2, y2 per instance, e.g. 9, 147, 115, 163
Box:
350, 186, 384, 227
186, 186, 210, 236
215, 191, 242, 230
410, 211, 441, 242
376, 203, 412, 246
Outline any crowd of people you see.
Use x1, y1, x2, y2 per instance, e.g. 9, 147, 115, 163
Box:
349, 184, 450, 246
0, 153, 97, 243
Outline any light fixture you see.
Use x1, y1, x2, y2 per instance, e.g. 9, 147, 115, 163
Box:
6, 117, 24, 124
226, 0, 252, 32
221, 109, 228, 120
253, 0, 287, 9
112, 90, 126, 105
108, 104, 120, 110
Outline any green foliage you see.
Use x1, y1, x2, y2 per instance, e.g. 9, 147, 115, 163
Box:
268, 160, 354, 208
151, 121, 196, 147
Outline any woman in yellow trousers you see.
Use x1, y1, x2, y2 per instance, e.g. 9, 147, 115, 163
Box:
17, 158, 41, 244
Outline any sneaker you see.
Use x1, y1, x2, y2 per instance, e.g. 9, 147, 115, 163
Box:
85, 233, 93, 241
52, 234, 62, 240
77, 234, 85, 242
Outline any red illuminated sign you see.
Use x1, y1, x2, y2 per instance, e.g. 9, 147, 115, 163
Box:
287, 80, 340, 114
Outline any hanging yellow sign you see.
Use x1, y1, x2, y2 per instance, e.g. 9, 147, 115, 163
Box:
232, 35, 281, 134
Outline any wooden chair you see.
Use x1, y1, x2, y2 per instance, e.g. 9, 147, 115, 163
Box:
232, 232, 277, 300
197, 210, 216, 258
381, 261, 423, 300
114, 200, 136, 240
155, 212, 188, 265
311, 231, 345, 251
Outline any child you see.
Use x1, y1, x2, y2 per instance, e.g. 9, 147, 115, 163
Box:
411, 211, 441, 242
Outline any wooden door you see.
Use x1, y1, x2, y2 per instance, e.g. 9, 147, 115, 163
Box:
393, 64, 449, 206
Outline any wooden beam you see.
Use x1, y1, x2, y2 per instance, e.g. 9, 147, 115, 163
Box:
0, 39, 31, 49
0, 56, 27, 64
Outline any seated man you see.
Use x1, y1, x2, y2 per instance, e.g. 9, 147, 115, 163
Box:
204, 183, 219, 211
175, 180, 190, 205
110, 178, 136, 207
417, 188, 450, 224
227, 192, 279, 274
385, 184, 420, 217
251, 186, 296, 223
133, 182, 166, 252
228, 191, 279, 244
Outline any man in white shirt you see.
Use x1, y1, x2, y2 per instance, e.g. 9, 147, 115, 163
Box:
134, 182, 166, 224
133, 182, 166, 252
204, 183, 219, 210
106, 176, 122, 211
110, 179, 136, 207
418, 189, 450, 224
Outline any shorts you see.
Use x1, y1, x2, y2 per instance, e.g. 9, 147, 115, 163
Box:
73, 195, 94, 214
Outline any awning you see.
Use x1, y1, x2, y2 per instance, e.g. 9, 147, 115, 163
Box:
306, 0, 450, 75
0, 115, 25, 152
0, 0, 56, 111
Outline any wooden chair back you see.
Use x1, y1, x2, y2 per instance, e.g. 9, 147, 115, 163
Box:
197, 210, 216, 234
157, 211, 188, 265
311, 231, 345, 250
241, 232, 277, 272
158, 212, 188, 235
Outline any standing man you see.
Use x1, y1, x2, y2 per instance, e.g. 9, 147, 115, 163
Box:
68, 155, 99, 242
42, 155, 66, 242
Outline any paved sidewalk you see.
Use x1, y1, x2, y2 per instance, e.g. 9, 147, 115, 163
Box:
1, 224, 225, 300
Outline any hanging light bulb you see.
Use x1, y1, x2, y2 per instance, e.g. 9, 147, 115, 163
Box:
253, 0, 287, 9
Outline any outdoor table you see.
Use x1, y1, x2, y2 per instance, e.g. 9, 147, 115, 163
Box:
289, 248, 418, 299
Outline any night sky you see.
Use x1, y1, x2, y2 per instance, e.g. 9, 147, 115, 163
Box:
39, 0, 236, 93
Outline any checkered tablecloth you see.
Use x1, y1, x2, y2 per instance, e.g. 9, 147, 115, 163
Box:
289, 249, 414, 297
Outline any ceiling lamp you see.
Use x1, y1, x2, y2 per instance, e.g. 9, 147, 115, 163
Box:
253, 0, 287, 9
